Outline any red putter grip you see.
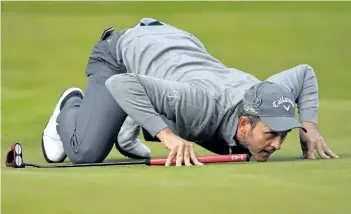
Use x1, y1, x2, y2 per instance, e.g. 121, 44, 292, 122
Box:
149, 154, 249, 165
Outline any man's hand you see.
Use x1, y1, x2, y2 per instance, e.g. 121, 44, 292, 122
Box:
298, 122, 339, 160
156, 128, 203, 166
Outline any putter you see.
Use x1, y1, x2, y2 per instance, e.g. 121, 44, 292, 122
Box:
5, 143, 250, 168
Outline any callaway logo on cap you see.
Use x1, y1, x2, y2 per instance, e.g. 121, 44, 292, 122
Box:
242, 81, 307, 132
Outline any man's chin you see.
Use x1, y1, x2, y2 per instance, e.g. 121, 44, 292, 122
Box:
252, 152, 271, 162
255, 157, 269, 162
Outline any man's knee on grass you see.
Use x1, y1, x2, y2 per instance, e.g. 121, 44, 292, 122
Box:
69, 146, 107, 164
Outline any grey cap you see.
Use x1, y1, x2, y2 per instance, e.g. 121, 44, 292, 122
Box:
242, 81, 307, 133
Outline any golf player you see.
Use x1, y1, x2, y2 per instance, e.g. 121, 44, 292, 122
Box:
42, 18, 338, 166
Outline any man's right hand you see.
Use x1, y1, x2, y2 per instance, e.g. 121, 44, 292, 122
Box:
297, 122, 339, 160
156, 128, 204, 166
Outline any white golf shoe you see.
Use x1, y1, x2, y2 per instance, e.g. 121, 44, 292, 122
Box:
117, 116, 151, 159
42, 88, 84, 163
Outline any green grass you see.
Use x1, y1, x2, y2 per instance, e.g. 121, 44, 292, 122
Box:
1, 1, 351, 214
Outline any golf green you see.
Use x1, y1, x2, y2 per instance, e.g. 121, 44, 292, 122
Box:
2, 1, 350, 214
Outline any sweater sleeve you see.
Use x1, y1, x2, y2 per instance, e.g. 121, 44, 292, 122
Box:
266, 64, 319, 124
105, 73, 212, 137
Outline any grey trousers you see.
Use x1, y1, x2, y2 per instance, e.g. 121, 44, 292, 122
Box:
56, 28, 128, 164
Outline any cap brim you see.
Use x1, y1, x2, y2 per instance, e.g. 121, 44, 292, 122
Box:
260, 116, 307, 133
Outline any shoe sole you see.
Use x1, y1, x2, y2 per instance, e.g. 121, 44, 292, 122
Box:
41, 116, 67, 163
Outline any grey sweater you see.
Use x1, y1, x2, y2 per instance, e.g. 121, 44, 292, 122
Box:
106, 19, 319, 147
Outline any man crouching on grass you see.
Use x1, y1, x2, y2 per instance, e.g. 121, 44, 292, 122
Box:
41, 18, 338, 166
105, 75, 338, 166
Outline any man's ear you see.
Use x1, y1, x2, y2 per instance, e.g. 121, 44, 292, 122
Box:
238, 116, 251, 136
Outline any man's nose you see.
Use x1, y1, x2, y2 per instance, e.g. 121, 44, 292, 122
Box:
271, 139, 281, 151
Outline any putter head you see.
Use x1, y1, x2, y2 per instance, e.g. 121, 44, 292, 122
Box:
5, 143, 25, 168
